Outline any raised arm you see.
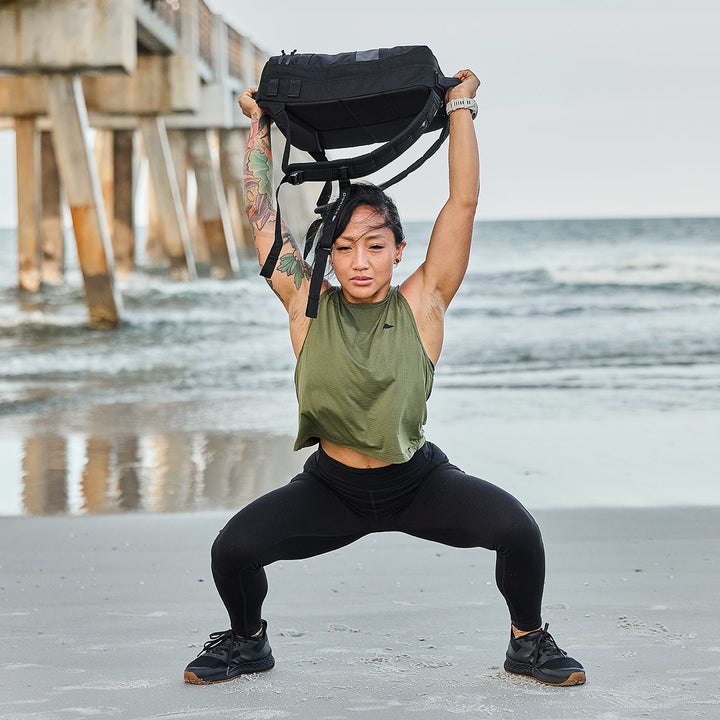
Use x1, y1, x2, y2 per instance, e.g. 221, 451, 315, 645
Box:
239, 89, 313, 314
402, 70, 480, 313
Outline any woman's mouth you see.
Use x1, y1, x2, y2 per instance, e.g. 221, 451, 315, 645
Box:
351, 276, 373, 286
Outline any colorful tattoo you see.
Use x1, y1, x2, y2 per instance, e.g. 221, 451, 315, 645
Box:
275, 233, 311, 289
244, 113, 313, 297
244, 114, 274, 232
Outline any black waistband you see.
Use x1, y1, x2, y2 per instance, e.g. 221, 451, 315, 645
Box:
302, 442, 446, 520
313, 441, 435, 484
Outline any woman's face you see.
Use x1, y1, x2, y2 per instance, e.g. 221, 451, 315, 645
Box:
330, 205, 405, 304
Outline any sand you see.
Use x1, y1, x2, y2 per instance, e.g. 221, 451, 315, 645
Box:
1, 505, 718, 719
1, 385, 719, 719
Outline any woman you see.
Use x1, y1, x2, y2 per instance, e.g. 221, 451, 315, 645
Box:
184, 70, 586, 687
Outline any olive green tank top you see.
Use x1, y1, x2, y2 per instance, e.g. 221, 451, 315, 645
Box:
294, 286, 434, 464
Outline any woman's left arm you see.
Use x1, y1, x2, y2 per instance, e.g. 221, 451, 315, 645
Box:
405, 70, 480, 312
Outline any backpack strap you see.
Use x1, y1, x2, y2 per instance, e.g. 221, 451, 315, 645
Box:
260, 121, 331, 279
305, 176, 351, 318
259, 135, 294, 279
278, 90, 443, 186
379, 115, 450, 191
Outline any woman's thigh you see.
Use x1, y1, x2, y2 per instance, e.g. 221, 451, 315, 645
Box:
395, 460, 541, 552
212, 471, 371, 570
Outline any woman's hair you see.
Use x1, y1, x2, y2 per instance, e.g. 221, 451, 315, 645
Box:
304, 183, 405, 254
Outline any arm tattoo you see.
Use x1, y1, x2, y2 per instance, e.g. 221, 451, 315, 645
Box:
243, 114, 274, 232
277, 233, 312, 290
244, 113, 313, 293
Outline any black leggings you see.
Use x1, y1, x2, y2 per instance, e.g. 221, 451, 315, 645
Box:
211, 442, 545, 635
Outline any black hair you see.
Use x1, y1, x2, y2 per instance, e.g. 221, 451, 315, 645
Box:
304, 183, 405, 256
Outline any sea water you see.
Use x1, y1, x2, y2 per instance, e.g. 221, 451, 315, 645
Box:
1, 217, 718, 514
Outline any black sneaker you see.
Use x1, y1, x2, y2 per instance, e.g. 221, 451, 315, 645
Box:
184, 620, 275, 684
504, 623, 586, 686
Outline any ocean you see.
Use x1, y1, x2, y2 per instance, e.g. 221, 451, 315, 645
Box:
1, 216, 719, 515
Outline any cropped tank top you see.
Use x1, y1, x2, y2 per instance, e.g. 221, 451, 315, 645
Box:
294, 286, 434, 464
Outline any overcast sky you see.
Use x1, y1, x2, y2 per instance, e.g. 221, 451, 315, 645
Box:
1, 0, 718, 222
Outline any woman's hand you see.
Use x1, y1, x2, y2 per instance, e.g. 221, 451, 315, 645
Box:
239, 87, 264, 119
446, 69, 480, 102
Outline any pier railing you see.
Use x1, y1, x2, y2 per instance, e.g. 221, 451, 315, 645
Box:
142, 0, 182, 35
135, 0, 260, 85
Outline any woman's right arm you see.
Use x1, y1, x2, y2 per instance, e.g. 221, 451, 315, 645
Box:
240, 89, 313, 312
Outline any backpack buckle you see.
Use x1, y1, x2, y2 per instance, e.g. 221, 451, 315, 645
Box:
287, 170, 305, 185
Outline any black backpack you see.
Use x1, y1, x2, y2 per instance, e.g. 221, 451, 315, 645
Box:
255, 46, 459, 317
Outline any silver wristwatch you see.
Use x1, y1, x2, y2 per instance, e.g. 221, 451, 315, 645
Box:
445, 97, 478, 120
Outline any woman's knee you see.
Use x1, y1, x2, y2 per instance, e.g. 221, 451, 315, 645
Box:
210, 521, 262, 574
497, 500, 544, 555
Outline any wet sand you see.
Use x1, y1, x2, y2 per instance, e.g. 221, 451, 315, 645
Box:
2, 390, 719, 516
1, 505, 718, 719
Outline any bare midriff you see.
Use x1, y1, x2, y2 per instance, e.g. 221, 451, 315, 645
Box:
320, 439, 392, 469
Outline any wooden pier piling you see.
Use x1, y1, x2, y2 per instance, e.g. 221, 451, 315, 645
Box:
186, 128, 238, 278
14, 116, 42, 292
47, 74, 121, 329
140, 116, 197, 281
219, 128, 253, 251
40, 131, 64, 283
113, 130, 136, 274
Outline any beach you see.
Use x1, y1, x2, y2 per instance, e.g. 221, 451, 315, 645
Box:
2, 392, 720, 718
2, 215, 719, 717
2, 502, 718, 719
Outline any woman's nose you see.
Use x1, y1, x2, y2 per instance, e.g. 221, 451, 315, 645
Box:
352, 247, 369, 268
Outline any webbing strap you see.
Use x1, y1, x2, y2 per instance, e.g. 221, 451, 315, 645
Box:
259, 178, 288, 279
305, 178, 351, 318
380, 116, 450, 191
279, 91, 442, 185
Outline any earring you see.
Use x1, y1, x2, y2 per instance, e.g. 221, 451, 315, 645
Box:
394, 258, 400, 264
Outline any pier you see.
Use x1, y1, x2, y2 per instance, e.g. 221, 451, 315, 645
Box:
0, 0, 310, 328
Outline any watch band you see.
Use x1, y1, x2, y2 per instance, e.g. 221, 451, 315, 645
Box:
445, 97, 478, 120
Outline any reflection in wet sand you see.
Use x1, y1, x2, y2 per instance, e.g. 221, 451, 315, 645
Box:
19, 429, 303, 516
22, 434, 68, 515
82, 436, 112, 513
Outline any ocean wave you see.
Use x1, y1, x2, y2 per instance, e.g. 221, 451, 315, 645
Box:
547, 255, 720, 290
459, 255, 720, 295
435, 361, 720, 394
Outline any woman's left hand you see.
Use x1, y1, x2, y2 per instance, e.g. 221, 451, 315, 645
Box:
446, 69, 480, 102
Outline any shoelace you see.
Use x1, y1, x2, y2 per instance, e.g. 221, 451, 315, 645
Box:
532, 623, 567, 667
199, 629, 236, 663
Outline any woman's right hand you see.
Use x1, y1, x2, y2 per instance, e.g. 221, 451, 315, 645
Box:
239, 87, 263, 119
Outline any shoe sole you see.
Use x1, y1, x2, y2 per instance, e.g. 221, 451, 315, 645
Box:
184, 657, 275, 684
504, 660, 586, 687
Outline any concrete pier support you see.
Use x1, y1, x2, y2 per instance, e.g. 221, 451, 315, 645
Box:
40, 131, 64, 283
166, 128, 205, 261
46, 74, 121, 328
140, 116, 197, 280
15, 117, 42, 292
92, 129, 135, 274
219, 128, 252, 252
186, 129, 238, 278
145, 175, 166, 261
94, 129, 115, 238
113, 130, 136, 274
